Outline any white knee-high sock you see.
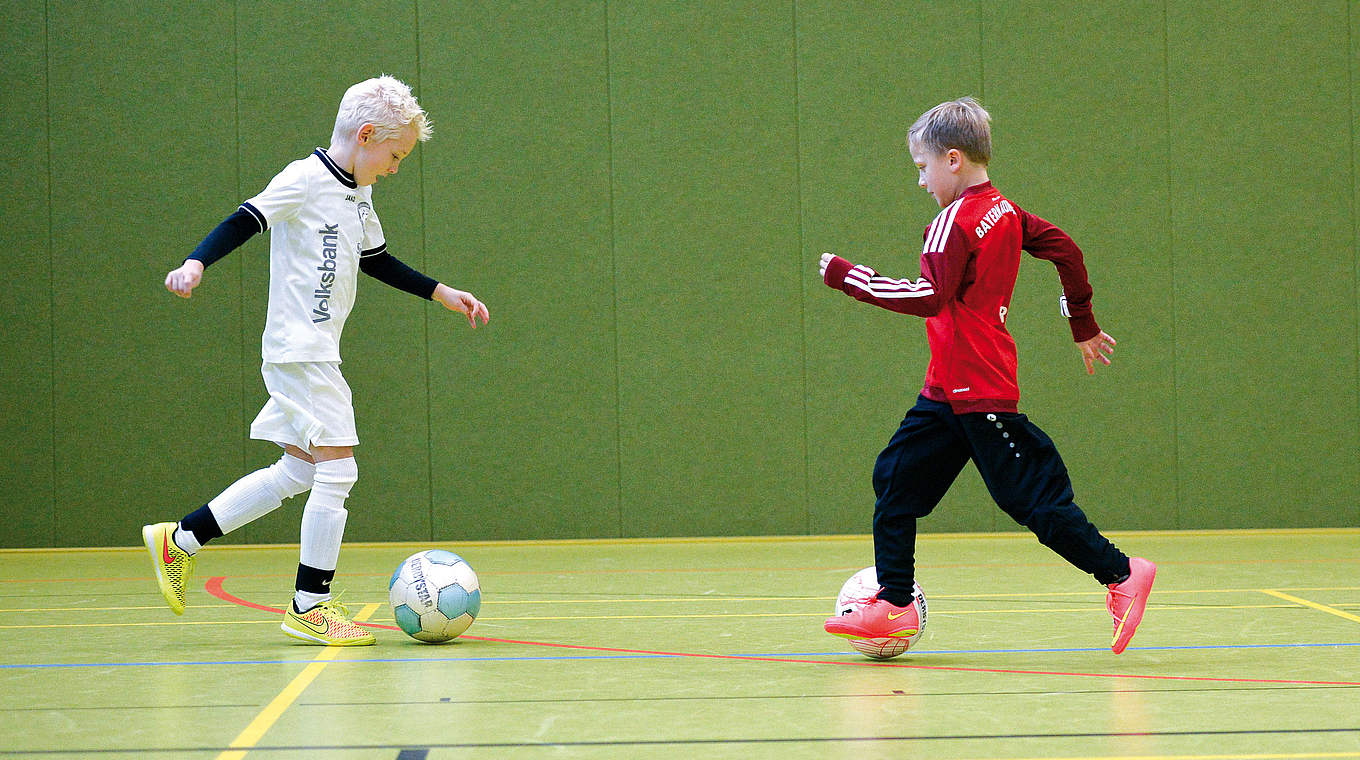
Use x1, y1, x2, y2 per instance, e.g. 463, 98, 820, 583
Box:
203, 454, 315, 536
298, 457, 356, 574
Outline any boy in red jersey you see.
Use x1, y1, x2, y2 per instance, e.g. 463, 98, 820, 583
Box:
819, 98, 1154, 654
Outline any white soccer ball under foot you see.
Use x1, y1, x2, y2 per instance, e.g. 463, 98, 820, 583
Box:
834, 566, 927, 660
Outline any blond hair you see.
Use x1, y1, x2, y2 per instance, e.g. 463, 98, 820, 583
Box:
330, 75, 433, 146
908, 97, 991, 164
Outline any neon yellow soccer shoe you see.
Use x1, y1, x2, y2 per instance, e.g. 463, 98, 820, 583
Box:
142, 522, 195, 615
281, 598, 376, 646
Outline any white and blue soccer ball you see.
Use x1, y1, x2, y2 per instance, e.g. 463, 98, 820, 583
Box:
388, 550, 481, 643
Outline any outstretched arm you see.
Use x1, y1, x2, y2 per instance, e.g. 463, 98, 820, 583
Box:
818, 214, 969, 317
358, 249, 489, 328
818, 252, 944, 316
165, 206, 263, 298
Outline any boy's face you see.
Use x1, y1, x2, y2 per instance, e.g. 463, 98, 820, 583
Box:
909, 141, 962, 208
353, 125, 418, 187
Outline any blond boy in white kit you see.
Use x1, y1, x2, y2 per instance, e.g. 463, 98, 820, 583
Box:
146, 76, 488, 645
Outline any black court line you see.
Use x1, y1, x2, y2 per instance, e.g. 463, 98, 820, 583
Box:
1, 726, 1355, 755
2, 683, 1353, 716
294, 682, 1359, 708
0, 703, 261, 713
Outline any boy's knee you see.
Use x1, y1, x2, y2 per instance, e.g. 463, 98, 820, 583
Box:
271, 454, 316, 497
875, 495, 935, 521
1021, 502, 1082, 540
313, 457, 358, 498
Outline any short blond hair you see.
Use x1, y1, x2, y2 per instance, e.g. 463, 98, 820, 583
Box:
331, 75, 433, 146
908, 97, 991, 164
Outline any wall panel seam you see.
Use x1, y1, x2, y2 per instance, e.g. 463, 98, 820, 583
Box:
792, 0, 810, 535
977, 4, 985, 102
45, 0, 56, 543
234, 0, 248, 481
416, 0, 435, 541
1162, 0, 1181, 528
1349, 0, 1359, 522
603, 0, 624, 539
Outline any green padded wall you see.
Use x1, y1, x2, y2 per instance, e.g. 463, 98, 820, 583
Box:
0, 1, 55, 546
45, 3, 244, 547
608, 0, 805, 537
1166, 2, 1358, 528
2, 0, 1356, 547
420, 3, 620, 541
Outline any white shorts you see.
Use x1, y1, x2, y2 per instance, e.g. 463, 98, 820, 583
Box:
249, 361, 359, 450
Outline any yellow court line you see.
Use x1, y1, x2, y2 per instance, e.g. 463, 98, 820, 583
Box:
1260, 590, 1360, 625
0, 620, 281, 630
987, 753, 1360, 760
471, 588, 1357, 605
216, 602, 380, 760
2, 526, 1356, 555
0, 604, 241, 614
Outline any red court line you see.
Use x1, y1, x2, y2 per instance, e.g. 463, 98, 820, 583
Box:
10, 553, 1357, 585
204, 577, 1360, 688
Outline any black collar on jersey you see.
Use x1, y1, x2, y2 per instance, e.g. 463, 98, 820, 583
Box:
313, 148, 358, 189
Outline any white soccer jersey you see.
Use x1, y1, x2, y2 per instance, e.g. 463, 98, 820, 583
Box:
240, 149, 386, 363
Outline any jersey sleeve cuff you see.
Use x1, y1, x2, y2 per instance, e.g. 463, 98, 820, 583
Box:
823, 255, 854, 290
239, 202, 267, 233
1069, 313, 1100, 343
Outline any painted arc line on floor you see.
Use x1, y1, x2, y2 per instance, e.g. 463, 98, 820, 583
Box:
198, 577, 1360, 687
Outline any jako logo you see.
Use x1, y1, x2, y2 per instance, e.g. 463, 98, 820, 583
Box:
312, 224, 339, 323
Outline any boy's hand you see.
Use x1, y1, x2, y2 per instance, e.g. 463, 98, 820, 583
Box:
819, 252, 835, 279
433, 284, 490, 328
1077, 330, 1116, 375
165, 260, 204, 298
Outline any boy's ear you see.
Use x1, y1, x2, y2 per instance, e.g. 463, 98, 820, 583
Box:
946, 148, 964, 172
356, 124, 375, 145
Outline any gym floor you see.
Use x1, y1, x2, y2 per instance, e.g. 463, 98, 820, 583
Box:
1, 530, 1356, 759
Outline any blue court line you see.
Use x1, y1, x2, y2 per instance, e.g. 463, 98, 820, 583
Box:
2, 641, 1357, 670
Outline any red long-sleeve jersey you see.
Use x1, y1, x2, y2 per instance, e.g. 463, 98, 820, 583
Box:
823, 182, 1100, 413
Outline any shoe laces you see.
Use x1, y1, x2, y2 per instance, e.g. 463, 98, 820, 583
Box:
314, 592, 352, 619
1107, 586, 1133, 617
847, 592, 879, 608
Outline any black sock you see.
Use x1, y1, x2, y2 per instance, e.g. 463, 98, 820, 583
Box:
179, 504, 223, 546
295, 563, 335, 595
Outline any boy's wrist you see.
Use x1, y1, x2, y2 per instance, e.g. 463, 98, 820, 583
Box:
823, 255, 854, 289
1068, 314, 1100, 343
